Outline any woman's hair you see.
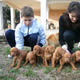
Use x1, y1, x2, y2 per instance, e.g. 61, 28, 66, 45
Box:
62, 2, 80, 29
67, 1, 80, 17
21, 6, 34, 17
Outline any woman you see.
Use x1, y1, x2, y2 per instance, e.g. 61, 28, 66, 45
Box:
59, 1, 80, 53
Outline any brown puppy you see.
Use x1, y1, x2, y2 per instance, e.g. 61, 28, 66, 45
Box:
33, 45, 45, 66
72, 51, 80, 62
10, 47, 28, 69
52, 47, 66, 68
23, 51, 36, 67
58, 52, 77, 72
47, 33, 59, 48
71, 51, 80, 69
44, 45, 55, 67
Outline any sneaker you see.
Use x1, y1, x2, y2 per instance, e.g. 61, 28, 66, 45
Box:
8, 54, 12, 58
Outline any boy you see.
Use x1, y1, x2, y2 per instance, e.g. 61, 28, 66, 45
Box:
5, 6, 46, 57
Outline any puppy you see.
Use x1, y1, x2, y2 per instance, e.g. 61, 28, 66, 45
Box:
58, 52, 77, 72
10, 47, 28, 69
71, 51, 80, 69
52, 47, 66, 68
72, 51, 80, 62
33, 45, 45, 66
48, 23, 55, 30
33, 45, 45, 56
44, 45, 55, 67
23, 51, 36, 67
47, 33, 59, 48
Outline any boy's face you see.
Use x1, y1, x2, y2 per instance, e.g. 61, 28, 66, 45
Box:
22, 17, 33, 26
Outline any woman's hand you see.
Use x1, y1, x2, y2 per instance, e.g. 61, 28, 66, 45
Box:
78, 42, 80, 48
62, 44, 70, 53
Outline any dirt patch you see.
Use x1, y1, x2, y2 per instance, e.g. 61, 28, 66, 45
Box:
0, 43, 80, 80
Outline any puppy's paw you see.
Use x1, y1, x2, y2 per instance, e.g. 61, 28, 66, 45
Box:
52, 65, 55, 68
43, 64, 48, 67
72, 67, 77, 70
23, 64, 26, 66
10, 64, 14, 68
15, 66, 20, 69
57, 68, 61, 72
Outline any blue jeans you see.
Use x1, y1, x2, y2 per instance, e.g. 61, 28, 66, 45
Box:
5, 29, 43, 50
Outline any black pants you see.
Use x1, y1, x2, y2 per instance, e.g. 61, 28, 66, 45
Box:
63, 30, 80, 53
5, 29, 42, 51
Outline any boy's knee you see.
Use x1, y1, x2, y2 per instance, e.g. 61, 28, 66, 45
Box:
5, 29, 14, 37
5, 29, 12, 36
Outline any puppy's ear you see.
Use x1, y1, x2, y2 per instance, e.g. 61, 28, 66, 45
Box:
39, 47, 42, 53
15, 48, 20, 55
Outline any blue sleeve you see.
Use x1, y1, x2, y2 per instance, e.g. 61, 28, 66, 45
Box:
38, 25, 46, 46
15, 24, 24, 50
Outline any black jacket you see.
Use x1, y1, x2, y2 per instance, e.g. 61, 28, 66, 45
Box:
59, 13, 80, 46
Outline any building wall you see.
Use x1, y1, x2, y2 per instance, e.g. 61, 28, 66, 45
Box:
49, 9, 65, 21
34, 9, 66, 21
34, 10, 40, 16
34, 9, 66, 29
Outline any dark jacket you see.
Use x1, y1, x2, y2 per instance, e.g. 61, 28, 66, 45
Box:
59, 13, 80, 46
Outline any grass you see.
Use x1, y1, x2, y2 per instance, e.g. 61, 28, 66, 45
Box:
72, 47, 80, 53
24, 64, 36, 77
37, 64, 43, 69
0, 48, 2, 52
75, 70, 80, 73
63, 65, 72, 73
24, 66, 37, 77
44, 66, 53, 74
8, 68, 20, 79
72, 43, 80, 52
8, 68, 20, 74
4, 47, 10, 55
0, 75, 15, 80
